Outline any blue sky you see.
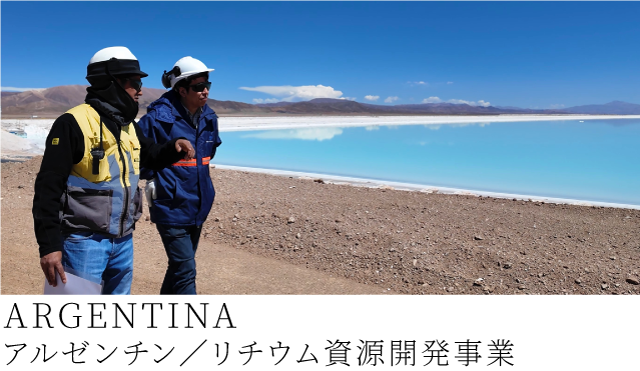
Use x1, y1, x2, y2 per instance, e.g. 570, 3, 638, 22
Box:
2, 2, 639, 108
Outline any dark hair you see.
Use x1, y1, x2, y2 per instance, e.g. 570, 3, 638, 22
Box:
174, 72, 209, 91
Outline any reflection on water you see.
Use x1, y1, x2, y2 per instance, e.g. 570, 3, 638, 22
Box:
242, 127, 344, 141
424, 122, 491, 131
590, 119, 640, 127
217, 119, 640, 205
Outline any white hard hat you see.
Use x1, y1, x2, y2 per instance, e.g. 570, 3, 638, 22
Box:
86, 46, 148, 80
162, 56, 214, 89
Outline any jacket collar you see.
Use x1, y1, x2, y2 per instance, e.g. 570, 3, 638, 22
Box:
147, 90, 215, 124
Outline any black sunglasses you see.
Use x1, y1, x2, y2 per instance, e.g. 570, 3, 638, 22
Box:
121, 78, 143, 92
188, 81, 211, 92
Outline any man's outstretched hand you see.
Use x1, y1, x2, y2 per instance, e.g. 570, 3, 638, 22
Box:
175, 139, 195, 160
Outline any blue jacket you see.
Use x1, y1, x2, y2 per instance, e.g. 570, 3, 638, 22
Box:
138, 90, 222, 227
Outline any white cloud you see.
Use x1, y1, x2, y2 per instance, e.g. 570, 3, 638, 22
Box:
384, 96, 399, 103
447, 99, 473, 105
243, 128, 343, 142
239, 85, 343, 102
459, 100, 491, 107
364, 95, 380, 101
1, 87, 46, 92
407, 81, 428, 86
447, 81, 454, 85
422, 96, 443, 103
252, 98, 279, 104
342, 97, 357, 101
424, 98, 491, 107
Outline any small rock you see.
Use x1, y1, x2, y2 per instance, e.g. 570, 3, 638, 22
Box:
626, 277, 640, 285
17, 185, 24, 189
232, 217, 238, 222
575, 278, 582, 284
609, 256, 616, 261
412, 259, 417, 266
144, 216, 150, 221
538, 273, 544, 278
517, 285, 526, 290
473, 278, 484, 286
446, 287, 454, 292
601, 284, 609, 290
313, 179, 325, 184
296, 233, 301, 239
214, 217, 220, 222
474, 235, 484, 241
502, 262, 512, 269
288, 217, 295, 224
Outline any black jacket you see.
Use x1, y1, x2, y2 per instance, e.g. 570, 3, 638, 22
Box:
33, 98, 185, 258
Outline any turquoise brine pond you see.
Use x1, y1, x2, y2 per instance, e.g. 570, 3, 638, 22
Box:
214, 119, 640, 206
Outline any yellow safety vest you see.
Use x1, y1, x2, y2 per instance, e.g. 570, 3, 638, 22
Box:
60, 104, 143, 237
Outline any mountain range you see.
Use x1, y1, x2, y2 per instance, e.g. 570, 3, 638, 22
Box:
2, 85, 640, 118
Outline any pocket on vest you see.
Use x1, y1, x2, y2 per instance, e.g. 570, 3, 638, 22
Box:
62, 186, 113, 232
132, 186, 143, 222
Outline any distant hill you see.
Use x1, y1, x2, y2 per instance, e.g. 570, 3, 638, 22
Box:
2, 85, 639, 118
559, 101, 640, 115
206, 98, 272, 115
1, 85, 167, 118
1, 91, 21, 98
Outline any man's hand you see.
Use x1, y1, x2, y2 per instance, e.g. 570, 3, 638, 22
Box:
40, 251, 67, 287
175, 139, 195, 160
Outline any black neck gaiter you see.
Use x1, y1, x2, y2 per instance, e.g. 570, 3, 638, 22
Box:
85, 80, 138, 125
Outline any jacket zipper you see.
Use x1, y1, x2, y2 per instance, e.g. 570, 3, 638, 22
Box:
117, 138, 129, 237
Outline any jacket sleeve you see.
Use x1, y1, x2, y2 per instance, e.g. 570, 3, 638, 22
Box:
134, 121, 187, 171
136, 113, 157, 180
211, 116, 222, 158
32, 114, 85, 258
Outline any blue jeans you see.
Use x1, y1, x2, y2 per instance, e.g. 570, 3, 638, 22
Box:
62, 232, 134, 295
156, 224, 202, 295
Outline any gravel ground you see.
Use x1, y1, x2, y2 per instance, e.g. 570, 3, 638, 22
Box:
3, 156, 640, 295
208, 166, 640, 295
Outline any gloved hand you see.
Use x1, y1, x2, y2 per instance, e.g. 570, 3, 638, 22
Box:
145, 178, 157, 206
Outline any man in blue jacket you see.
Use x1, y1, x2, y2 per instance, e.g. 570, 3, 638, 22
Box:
138, 56, 222, 295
